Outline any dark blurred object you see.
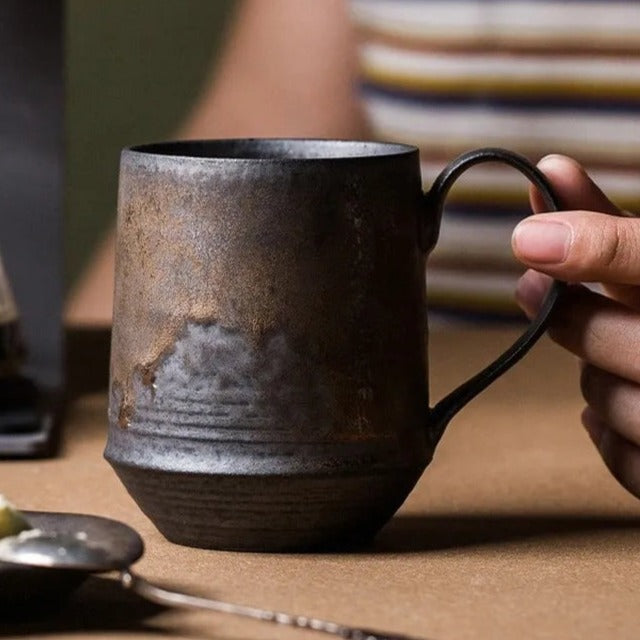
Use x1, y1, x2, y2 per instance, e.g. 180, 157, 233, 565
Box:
0, 253, 39, 436
65, 328, 111, 398
0, 1, 64, 457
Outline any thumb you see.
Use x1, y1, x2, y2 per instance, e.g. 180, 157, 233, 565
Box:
512, 209, 640, 284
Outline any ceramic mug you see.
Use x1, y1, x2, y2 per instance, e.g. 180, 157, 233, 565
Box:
105, 140, 563, 551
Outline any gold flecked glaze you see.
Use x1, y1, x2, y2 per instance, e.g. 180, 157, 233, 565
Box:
111, 142, 428, 443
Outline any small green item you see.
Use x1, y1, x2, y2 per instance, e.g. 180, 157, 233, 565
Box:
0, 494, 31, 538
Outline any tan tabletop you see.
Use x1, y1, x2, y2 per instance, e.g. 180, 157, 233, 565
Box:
2, 328, 640, 640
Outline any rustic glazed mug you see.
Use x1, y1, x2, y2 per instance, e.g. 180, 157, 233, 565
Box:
105, 139, 563, 551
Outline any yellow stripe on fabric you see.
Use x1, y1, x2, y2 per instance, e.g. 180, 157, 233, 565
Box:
426, 290, 522, 315
352, 20, 640, 51
355, 27, 640, 56
362, 64, 640, 100
355, 29, 640, 57
429, 252, 522, 272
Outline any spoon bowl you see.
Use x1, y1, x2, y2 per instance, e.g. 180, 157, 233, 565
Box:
0, 511, 143, 606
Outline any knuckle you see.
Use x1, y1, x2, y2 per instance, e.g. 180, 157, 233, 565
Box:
579, 363, 619, 415
599, 223, 623, 269
579, 363, 610, 411
592, 218, 640, 277
579, 364, 595, 403
571, 217, 636, 275
600, 431, 640, 497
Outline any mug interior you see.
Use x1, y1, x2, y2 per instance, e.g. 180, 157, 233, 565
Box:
128, 138, 416, 161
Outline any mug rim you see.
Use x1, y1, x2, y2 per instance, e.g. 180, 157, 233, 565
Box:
125, 138, 418, 163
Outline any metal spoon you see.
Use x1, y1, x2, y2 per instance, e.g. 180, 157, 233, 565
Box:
0, 511, 421, 640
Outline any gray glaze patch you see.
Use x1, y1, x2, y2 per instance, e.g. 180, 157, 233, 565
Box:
119, 322, 336, 440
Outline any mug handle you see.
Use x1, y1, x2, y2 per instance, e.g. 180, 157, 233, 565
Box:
421, 147, 567, 444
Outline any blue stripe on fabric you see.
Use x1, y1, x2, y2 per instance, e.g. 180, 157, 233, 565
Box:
427, 307, 526, 324
360, 83, 640, 114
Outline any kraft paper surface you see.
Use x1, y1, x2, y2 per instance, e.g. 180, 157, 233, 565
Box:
2, 328, 640, 640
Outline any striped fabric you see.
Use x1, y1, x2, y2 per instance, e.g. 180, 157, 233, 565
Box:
350, 0, 640, 320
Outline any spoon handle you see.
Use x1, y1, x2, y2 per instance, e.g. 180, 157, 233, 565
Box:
120, 570, 420, 640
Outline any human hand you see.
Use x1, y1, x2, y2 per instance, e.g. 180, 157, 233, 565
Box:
511, 155, 640, 499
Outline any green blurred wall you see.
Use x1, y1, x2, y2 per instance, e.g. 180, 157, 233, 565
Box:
65, 0, 235, 287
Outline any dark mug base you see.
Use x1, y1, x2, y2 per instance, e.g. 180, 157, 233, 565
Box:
110, 463, 422, 552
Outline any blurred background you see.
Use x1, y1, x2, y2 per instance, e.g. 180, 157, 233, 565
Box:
5, 0, 638, 456
66, 0, 235, 290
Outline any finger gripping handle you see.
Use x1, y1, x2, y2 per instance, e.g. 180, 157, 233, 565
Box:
423, 148, 566, 443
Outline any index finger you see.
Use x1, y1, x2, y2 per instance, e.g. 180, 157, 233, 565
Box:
529, 155, 622, 217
